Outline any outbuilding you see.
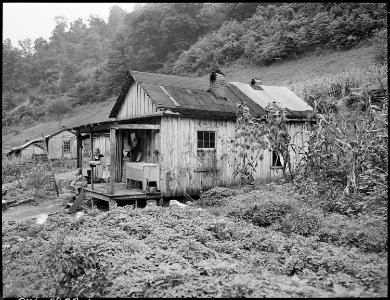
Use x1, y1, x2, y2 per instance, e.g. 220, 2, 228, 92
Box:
7, 139, 46, 160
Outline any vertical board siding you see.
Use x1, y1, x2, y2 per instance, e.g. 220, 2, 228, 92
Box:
116, 83, 157, 120
47, 130, 77, 160
159, 116, 310, 197
20, 145, 45, 160
93, 134, 111, 159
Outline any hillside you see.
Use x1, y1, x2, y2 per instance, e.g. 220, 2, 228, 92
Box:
2, 98, 114, 152
214, 44, 378, 87
3, 43, 381, 153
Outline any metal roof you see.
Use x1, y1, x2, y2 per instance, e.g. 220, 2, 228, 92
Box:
7, 138, 45, 156
131, 71, 209, 90
229, 82, 312, 111
43, 128, 75, 139
109, 70, 313, 119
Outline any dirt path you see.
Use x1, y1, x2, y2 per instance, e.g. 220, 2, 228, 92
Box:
2, 196, 65, 224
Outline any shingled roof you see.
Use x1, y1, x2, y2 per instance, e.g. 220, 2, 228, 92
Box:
109, 70, 312, 119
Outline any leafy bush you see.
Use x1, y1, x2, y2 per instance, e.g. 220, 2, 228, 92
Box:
317, 214, 387, 253
2, 157, 25, 183
230, 198, 294, 227
197, 186, 239, 207
276, 207, 324, 237
25, 164, 51, 201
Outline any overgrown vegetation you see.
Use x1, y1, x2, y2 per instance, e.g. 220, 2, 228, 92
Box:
2, 158, 58, 205
294, 102, 388, 217
174, 3, 387, 73
3, 190, 387, 297
231, 102, 292, 184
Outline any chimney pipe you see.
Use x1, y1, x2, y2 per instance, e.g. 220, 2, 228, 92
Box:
250, 78, 263, 90
210, 70, 226, 98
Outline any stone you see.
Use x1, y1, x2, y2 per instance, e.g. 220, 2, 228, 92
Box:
169, 200, 187, 208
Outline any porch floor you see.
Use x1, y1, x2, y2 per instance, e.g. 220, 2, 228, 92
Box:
83, 182, 161, 209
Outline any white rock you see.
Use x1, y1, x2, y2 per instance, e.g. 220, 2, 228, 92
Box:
75, 211, 84, 219
36, 213, 48, 224
169, 200, 187, 208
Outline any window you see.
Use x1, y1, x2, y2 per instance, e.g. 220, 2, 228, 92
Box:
272, 150, 284, 168
197, 131, 216, 170
63, 140, 71, 154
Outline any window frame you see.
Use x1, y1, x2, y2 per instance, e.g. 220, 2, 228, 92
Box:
63, 140, 71, 154
271, 150, 284, 169
196, 129, 217, 172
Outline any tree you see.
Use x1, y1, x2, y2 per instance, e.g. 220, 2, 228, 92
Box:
46, 97, 71, 125
34, 37, 49, 52
107, 5, 126, 37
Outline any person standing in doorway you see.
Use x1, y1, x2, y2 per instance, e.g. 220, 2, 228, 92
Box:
94, 148, 104, 161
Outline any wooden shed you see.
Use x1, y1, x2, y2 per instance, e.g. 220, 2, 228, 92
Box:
43, 129, 77, 160
43, 128, 92, 161
71, 70, 313, 208
7, 139, 46, 160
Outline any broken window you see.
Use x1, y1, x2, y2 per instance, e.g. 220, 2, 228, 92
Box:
197, 131, 216, 170
272, 150, 283, 168
63, 140, 71, 153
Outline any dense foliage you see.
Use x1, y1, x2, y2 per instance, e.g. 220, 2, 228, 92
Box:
3, 182, 387, 297
173, 3, 387, 73
2, 3, 387, 129
294, 102, 388, 217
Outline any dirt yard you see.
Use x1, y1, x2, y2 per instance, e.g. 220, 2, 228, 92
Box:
2, 170, 77, 225
2, 196, 65, 225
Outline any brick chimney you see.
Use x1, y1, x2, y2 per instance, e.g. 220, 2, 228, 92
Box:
250, 78, 263, 90
210, 70, 226, 98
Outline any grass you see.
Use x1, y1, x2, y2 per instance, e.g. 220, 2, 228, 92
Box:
203, 44, 379, 87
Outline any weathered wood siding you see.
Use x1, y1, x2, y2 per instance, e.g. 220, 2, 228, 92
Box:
93, 133, 111, 159
116, 82, 157, 120
19, 145, 45, 160
159, 115, 235, 197
47, 130, 77, 160
159, 115, 310, 197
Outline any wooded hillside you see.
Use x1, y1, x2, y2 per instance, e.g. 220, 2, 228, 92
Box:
2, 3, 387, 130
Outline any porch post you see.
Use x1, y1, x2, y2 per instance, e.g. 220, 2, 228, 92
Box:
89, 127, 94, 161
110, 128, 116, 195
76, 129, 82, 169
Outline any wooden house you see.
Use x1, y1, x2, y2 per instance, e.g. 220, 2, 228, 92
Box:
7, 138, 46, 160
71, 70, 313, 209
41, 128, 95, 161
43, 128, 77, 160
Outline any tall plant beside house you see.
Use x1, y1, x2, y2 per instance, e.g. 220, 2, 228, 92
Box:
265, 102, 292, 176
231, 103, 268, 184
231, 102, 292, 184
294, 100, 388, 215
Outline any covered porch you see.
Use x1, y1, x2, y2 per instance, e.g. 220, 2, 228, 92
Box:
73, 116, 162, 210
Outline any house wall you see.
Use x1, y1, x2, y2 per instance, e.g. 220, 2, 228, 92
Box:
116, 82, 158, 120
159, 115, 310, 197
47, 130, 77, 160
93, 133, 111, 160
19, 145, 45, 160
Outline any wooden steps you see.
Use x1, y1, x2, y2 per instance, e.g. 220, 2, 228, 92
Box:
64, 190, 85, 214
